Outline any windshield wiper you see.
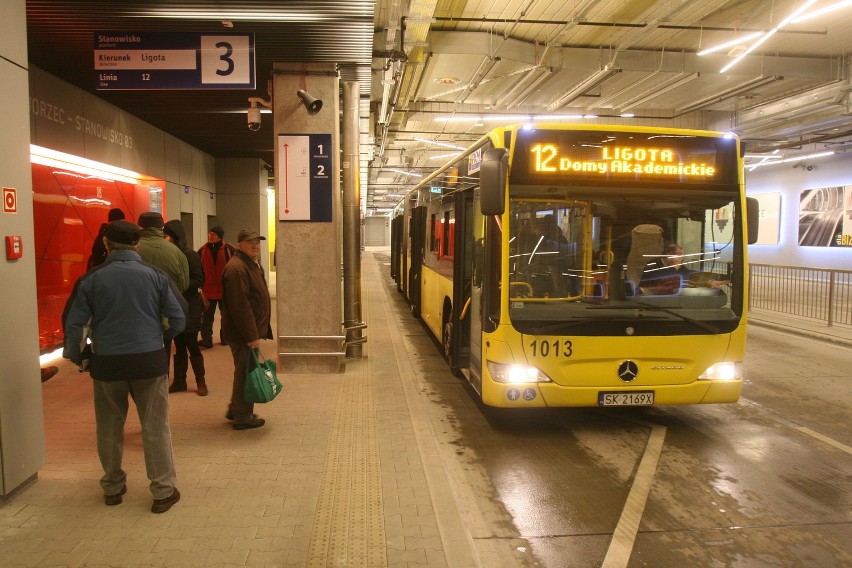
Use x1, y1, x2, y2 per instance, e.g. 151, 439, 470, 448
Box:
529, 313, 669, 334
622, 300, 721, 333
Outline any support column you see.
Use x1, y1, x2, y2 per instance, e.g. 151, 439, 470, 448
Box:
342, 81, 365, 358
273, 63, 344, 373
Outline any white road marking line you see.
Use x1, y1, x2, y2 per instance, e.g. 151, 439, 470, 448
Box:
601, 422, 667, 568
795, 426, 852, 455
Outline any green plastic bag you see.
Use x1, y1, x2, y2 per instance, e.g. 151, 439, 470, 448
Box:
244, 348, 282, 403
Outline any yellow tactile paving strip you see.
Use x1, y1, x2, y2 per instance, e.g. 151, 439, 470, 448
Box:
0, 249, 473, 567
308, 368, 386, 567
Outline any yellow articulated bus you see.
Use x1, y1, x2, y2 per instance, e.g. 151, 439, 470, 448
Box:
390, 124, 759, 408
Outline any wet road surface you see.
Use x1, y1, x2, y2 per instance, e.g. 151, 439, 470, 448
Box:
379, 259, 852, 567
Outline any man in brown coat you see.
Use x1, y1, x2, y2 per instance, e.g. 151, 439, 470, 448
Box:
221, 228, 273, 430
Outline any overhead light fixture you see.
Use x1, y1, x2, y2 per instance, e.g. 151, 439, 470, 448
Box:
429, 153, 462, 160
721, 0, 820, 73
413, 137, 466, 150
502, 68, 555, 109
620, 73, 700, 111
747, 150, 834, 170
675, 75, 781, 114
697, 33, 763, 56
30, 145, 144, 184
792, 0, 852, 23
386, 168, 422, 178
547, 65, 621, 111
456, 56, 502, 104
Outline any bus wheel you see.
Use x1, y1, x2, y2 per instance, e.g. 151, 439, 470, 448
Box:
443, 320, 463, 377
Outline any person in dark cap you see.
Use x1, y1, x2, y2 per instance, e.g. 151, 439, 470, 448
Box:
221, 228, 272, 430
87, 207, 126, 270
197, 225, 236, 349
62, 219, 187, 513
136, 211, 189, 293
163, 219, 207, 396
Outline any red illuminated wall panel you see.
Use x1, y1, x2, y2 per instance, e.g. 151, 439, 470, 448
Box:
32, 162, 166, 351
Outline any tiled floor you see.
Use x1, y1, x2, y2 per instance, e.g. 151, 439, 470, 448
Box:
0, 250, 473, 567
4, 250, 849, 568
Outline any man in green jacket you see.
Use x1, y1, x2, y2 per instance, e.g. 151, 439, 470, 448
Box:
137, 212, 190, 293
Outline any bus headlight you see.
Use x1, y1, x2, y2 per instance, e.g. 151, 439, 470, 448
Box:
698, 362, 741, 381
486, 361, 553, 384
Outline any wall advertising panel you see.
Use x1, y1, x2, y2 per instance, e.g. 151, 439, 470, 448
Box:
798, 186, 852, 247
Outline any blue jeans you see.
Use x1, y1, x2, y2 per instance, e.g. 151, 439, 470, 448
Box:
93, 374, 176, 499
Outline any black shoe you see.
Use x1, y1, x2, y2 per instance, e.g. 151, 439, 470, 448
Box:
151, 488, 180, 513
233, 416, 265, 430
225, 410, 234, 421
198, 341, 213, 349
104, 484, 127, 506
168, 382, 187, 393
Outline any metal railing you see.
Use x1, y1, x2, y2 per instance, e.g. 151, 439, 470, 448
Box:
748, 263, 852, 327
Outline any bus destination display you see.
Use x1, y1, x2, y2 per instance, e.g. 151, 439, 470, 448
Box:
513, 130, 738, 187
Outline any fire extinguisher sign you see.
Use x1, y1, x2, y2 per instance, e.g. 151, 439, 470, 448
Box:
3, 187, 17, 213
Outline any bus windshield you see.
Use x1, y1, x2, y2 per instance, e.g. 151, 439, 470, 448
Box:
507, 189, 742, 335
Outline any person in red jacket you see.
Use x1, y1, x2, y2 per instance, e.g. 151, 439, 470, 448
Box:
197, 226, 236, 348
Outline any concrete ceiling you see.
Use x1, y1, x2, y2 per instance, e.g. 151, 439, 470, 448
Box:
24, 1, 852, 216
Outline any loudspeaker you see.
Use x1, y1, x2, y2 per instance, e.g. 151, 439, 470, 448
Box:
296, 89, 323, 115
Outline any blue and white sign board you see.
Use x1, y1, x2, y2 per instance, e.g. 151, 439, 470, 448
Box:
278, 134, 333, 222
94, 32, 255, 90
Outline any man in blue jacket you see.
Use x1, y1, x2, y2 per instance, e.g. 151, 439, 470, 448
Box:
63, 220, 187, 513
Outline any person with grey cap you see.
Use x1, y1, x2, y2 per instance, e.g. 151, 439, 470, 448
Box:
197, 225, 236, 348
62, 220, 187, 513
137, 212, 190, 293
221, 228, 273, 430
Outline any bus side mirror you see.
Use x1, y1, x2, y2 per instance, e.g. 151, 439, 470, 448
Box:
746, 197, 759, 244
480, 148, 508, 216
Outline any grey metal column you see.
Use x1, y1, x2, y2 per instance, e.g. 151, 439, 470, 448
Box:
342, 81, 365, 357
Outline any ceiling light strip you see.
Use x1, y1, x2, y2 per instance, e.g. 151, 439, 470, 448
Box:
720, 0, 820, 73
546, 65, 621, 111
748, 150, 835, 169
413, 137, 466, 150
792, 0, 852, 23
30, 145, 144, 184
620, 72, 700, 111
697, 33, 763, 56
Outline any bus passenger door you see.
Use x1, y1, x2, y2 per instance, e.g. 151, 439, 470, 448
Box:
409, 205, 427, 317
449, 189, 474, 373
467, 189, 487, 391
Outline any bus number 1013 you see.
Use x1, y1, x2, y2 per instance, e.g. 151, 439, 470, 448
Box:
529, 339, 573, 358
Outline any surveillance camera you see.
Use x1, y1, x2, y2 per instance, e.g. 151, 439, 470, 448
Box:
806, 165, 814, 171
247, 105, 261, 131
